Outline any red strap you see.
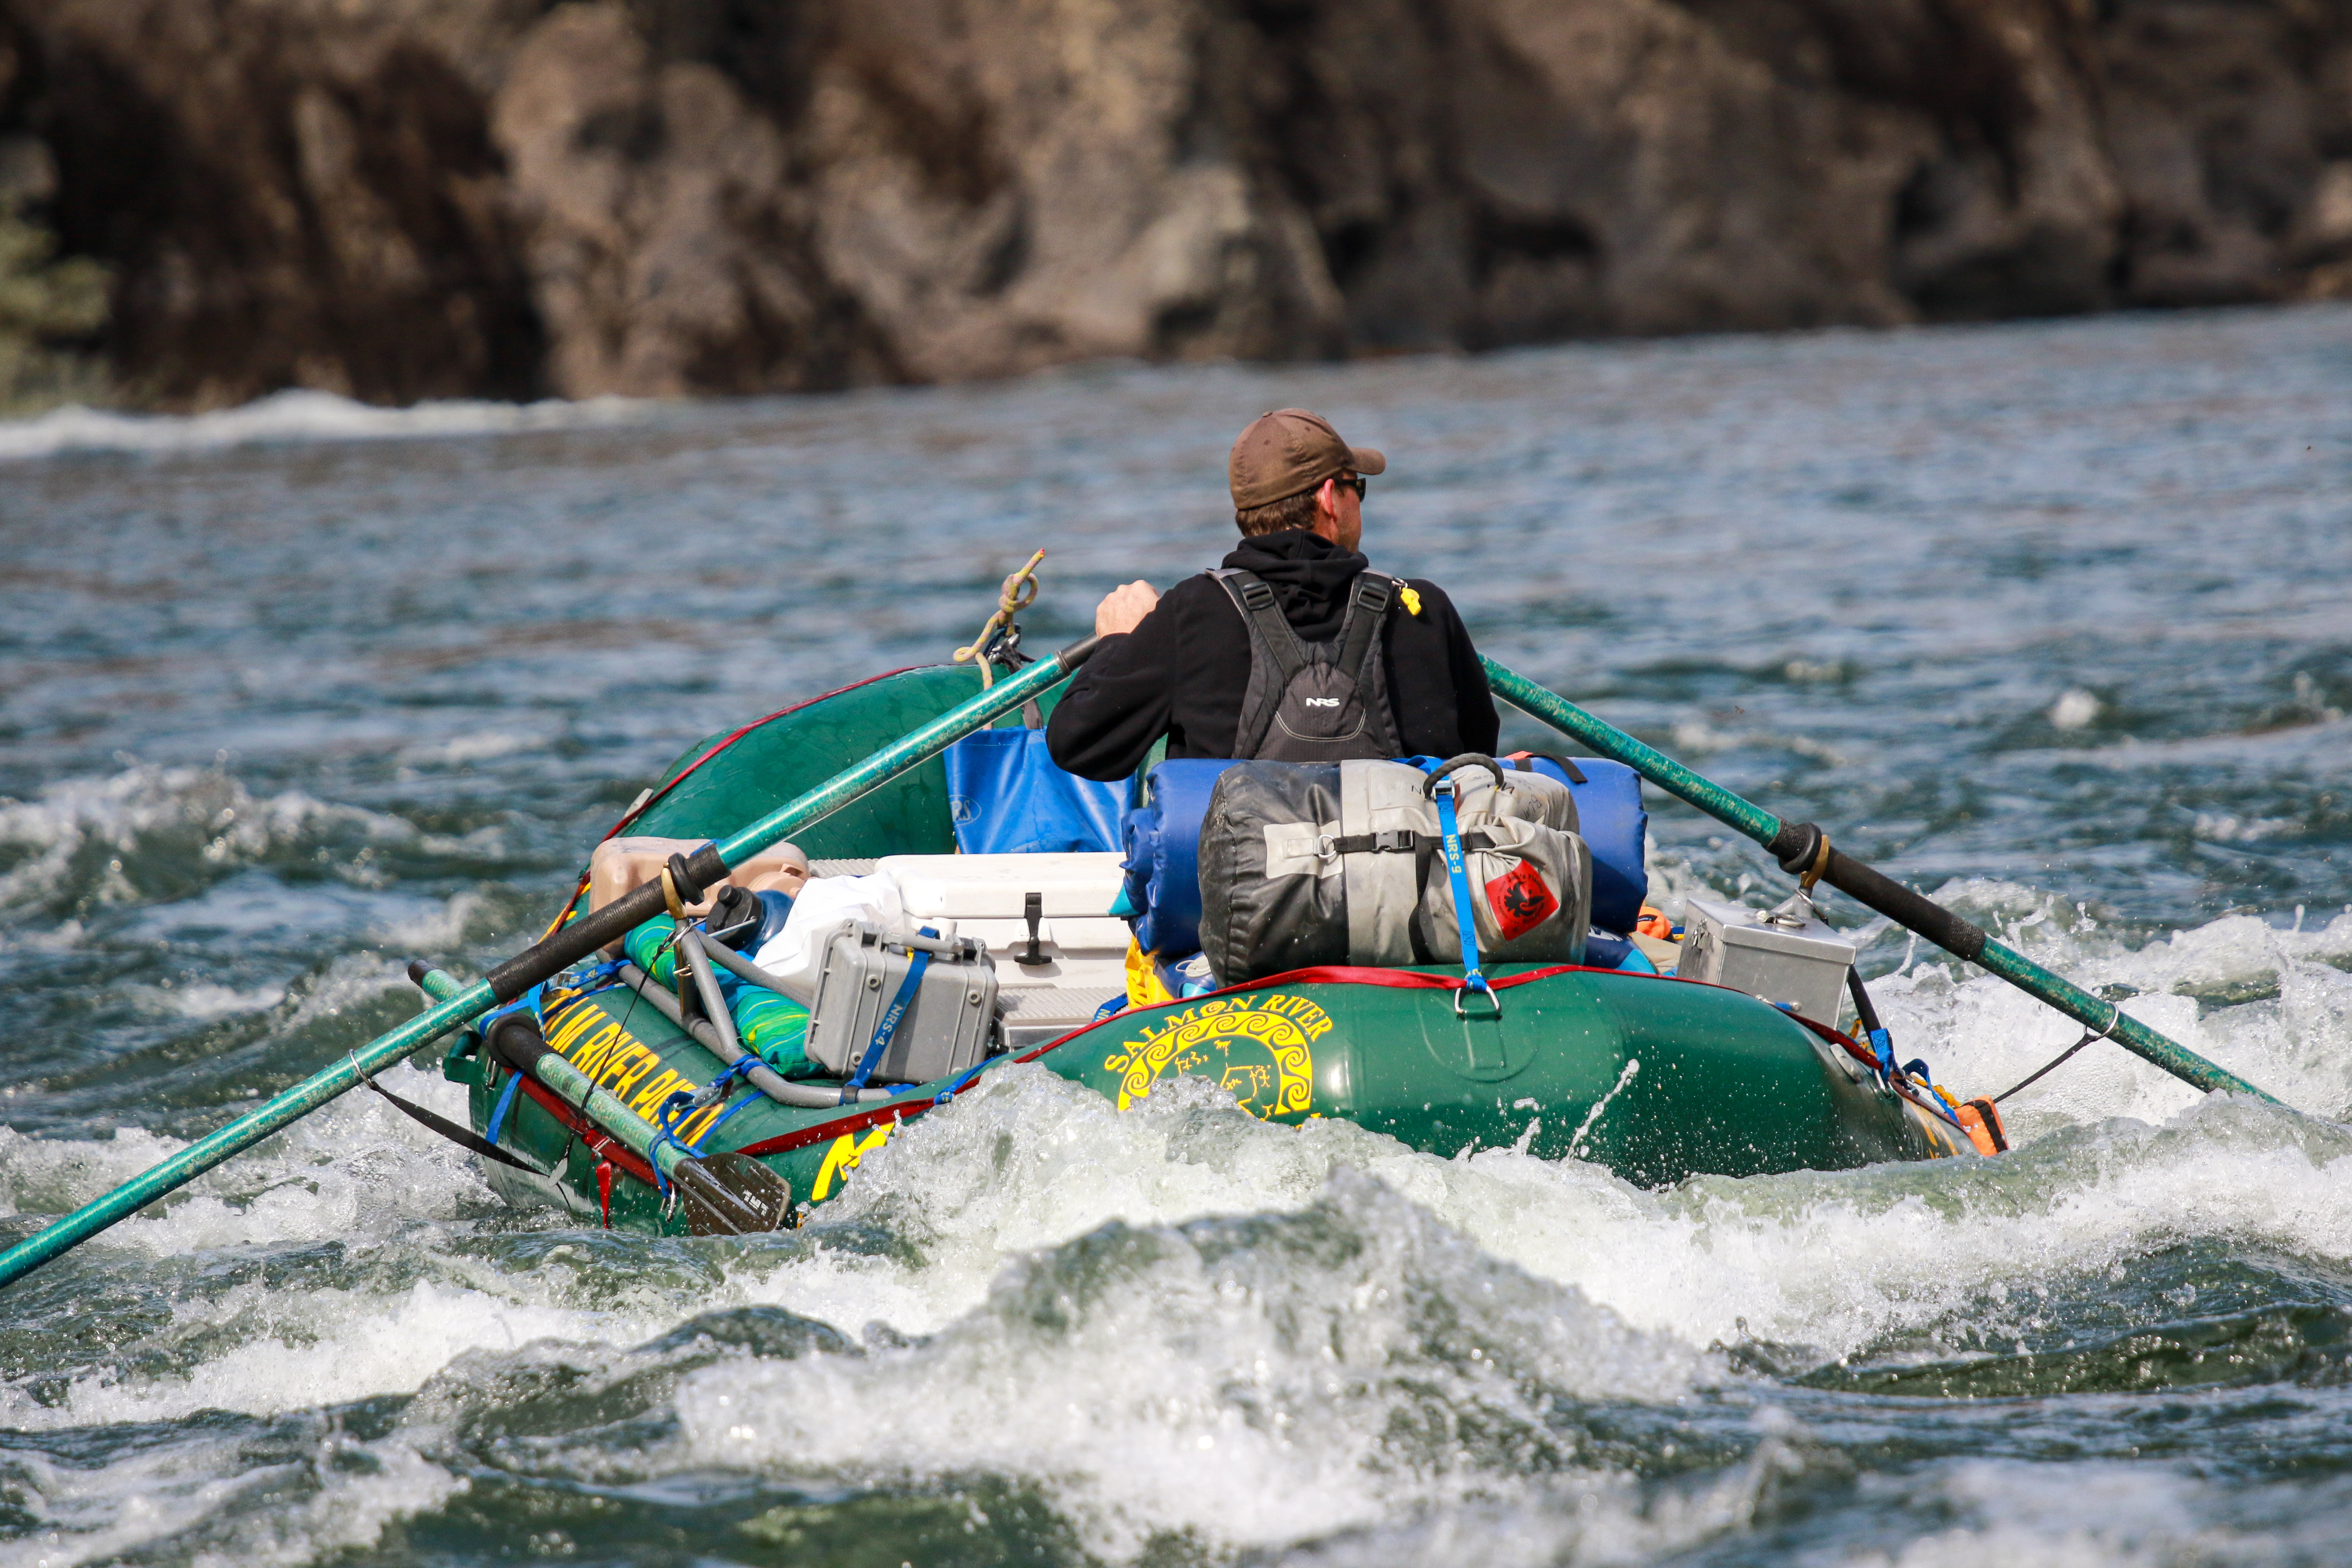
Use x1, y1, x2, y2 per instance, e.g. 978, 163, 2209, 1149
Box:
1209, 962, 1623, 993
1782, 1010, 1885, 1071
735, 1102, 918, 1160
511, 1073, 662, 1188
595, 1159, 614, 1228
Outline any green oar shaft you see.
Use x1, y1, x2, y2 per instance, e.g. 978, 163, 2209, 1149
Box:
1482, 658, 2278, 1105
0, 644, 1096, 1290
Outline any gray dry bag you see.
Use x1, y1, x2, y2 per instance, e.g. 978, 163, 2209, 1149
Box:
1210, 568, 1403, 762
1197, 756, 1592, 985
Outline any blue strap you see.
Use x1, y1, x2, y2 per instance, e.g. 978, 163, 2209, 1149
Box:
691, 1089, 763, 1147
483, 981, 545, 1034
541, 961, 623, 1010
1866, 1027, 1894, 1077
1434, 783, 1489, 995
658, 1054, 764, 1154
478, 965, 622, 1148
843, 928, 936, 1100
484, 1070, 524, 1146
931, 1056, 996, 1106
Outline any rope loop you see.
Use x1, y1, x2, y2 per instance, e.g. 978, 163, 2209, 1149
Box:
953, 548, 1047, 689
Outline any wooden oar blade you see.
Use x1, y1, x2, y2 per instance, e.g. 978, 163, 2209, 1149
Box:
675, 1152, 794, 1236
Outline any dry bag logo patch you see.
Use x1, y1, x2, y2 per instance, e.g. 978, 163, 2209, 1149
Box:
1100, 994, 1326, 1119
1488, 860, 1557, 940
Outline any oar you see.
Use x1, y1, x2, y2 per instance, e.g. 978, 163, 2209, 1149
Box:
414, 964, 790, 1236
1482, 658, 2278, 1104
0, 640, 1100, 1289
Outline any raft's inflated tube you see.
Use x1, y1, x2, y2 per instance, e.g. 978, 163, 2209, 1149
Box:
615, 961, 899, 1109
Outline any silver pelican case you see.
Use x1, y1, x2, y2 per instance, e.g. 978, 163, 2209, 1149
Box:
1675, 894, 1857, 1026
802, 921, 1001, 1085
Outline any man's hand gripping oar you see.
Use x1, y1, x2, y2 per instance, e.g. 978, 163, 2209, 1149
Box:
0, 638, 1100, 1290
1482, 658, 2278, 1106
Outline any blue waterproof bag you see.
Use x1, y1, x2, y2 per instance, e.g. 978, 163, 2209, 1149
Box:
1118, 759, 1235, 956
1501, 755, 1648, 934
945, 728, 1127, 855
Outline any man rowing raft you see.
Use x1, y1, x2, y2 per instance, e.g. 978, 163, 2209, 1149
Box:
1048, 408, 1499, 778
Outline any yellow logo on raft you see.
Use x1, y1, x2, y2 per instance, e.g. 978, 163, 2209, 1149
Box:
1100, 992, 1325, 1120
810, 1125, 893, 1201
542, 1002, 732, 1145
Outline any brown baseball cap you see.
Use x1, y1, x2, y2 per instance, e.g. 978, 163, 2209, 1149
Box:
1228, 409, 1387, 510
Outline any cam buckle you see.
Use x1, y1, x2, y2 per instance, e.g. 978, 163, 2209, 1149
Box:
1452, 981, 1503, 1020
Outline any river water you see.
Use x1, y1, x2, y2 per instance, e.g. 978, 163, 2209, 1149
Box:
0, 304, 2349, 1567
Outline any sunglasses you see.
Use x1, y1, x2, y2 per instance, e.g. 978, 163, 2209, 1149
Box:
1334, 474, 1367, 500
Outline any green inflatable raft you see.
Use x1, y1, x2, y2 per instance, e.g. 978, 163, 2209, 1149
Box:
445, 665, 1972, 1234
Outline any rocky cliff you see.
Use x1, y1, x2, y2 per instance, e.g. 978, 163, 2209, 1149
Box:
3, 0, 2348, 409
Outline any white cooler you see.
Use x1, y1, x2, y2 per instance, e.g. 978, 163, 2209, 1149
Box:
875, 852, 1132, 1047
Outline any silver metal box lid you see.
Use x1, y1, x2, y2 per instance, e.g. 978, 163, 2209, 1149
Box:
1682, 898, 1859, 963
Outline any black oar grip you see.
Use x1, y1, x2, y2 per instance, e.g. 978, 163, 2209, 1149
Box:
483, 841, 729, 1002
486, 1011, 552, 1072
1770, 819, 1988, 963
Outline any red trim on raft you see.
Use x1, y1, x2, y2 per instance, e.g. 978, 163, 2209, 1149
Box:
1781, 1010, 1969, 1126
1191, 961, 1626, 994
599, 666, 922, 842
508, 1071, 663, 1188
533, 666, 927, 943
733, 1097, 931, 1159
1786, 1011, 1893, 1073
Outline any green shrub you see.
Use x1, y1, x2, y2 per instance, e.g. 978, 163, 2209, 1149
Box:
0, 194, 110, 415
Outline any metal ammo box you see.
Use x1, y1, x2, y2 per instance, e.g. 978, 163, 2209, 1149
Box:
1675, 897, 1857, 1026
803, 921, 1000, 1085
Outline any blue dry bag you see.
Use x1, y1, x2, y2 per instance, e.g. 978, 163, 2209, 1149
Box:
1118, 759, 1235, 957
945, 728, 1127, 855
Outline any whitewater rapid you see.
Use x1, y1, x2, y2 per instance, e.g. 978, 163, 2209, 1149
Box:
4, 789, 2348, 1563
3, 303, 2348, 1566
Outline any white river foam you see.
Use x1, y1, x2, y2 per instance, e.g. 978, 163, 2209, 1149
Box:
0, 389, 654, 464
6, 898, 2351, 1562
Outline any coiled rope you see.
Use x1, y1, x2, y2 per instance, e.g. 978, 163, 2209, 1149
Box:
954, 550, 1046, 689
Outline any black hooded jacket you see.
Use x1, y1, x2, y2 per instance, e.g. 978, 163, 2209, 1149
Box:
1046, 530, 1500, 781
